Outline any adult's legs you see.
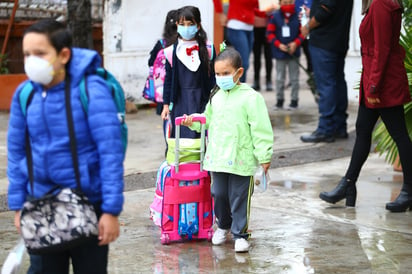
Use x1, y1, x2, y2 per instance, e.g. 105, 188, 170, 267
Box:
226, 28, 254, 82
309, 45, 341, 136
379, 106, 412, 187
345, 104, 380, 181
333, 54, 349, 135
320, 104, 380, 206
252, 27, 264, 88
302, 38, 312, 72
263, 35, 273, 85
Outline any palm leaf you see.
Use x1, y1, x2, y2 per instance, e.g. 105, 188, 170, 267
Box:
372, 8, 412, 165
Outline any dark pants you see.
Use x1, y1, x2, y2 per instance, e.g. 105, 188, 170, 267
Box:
345, 104, 412, 190
211, 172, 253, 240
301, 39, 312, 73
309, 45, 348, 136
253, 27, 273, 83
27, 240, 108, 274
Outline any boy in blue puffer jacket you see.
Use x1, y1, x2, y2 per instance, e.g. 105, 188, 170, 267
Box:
7, 19, 124, 273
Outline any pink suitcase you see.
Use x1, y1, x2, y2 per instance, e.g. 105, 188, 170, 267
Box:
160, 115, 214, 244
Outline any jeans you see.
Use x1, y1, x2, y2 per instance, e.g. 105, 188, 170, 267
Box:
226, 28, 254, 83
309, 45, 348, 135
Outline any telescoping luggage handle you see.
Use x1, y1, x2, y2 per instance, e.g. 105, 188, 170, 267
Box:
174, 114, 206, 173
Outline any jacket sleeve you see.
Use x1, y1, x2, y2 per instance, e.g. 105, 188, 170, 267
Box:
213, 0, 223, 13
266, 15, 280, 48
86, 76, 124, 215
366, 1, 393, 96
7, 84, 30, 210
247, 93, 274, 164
314, 0, 336, 23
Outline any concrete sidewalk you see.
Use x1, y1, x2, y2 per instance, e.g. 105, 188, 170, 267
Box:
2, 55, 412, 273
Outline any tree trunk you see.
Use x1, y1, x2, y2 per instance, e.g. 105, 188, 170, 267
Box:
67, 0, 93, 49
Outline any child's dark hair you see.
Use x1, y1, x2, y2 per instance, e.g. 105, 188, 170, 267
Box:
209, 47, 243, 103
24, 19, 72, 53
177, 6, 211, 74
163, 9, 178, 47
215, 46, 242, 69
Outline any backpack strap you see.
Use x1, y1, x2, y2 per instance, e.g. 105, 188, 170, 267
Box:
164, 45, 174, 67
79, 68, 108, 114
79, 76, 89, 113
19, 82, 35, 117
159, 39, 166, 49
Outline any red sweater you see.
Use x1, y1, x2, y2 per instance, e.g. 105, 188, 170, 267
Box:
213, 0, 260, 25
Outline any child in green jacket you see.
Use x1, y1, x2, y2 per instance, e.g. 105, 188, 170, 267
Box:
182, 47, 273, 252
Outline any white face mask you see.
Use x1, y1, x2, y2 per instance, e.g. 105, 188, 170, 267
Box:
24, 56, 54, 85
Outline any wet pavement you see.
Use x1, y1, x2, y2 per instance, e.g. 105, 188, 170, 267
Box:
2, 56, 412, 273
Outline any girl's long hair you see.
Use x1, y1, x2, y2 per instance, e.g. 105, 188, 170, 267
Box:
177, 6, 211, 74
163, 9, 178, 47
362, 0, 404, 14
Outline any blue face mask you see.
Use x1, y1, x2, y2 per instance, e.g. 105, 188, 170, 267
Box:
215, 71, 239, 91
177, 25, 198, 40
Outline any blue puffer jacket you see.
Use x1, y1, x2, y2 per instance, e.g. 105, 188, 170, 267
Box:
7, 48, 124, 215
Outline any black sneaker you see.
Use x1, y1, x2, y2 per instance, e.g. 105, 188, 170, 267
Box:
335, 131, 349, 139
288, 100, 298, 109
275, 99, 284, 110
252, 80, 260, 91
266, 81, 273, 91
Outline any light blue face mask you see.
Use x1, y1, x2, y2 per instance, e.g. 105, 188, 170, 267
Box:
177, 25, 198, 40
215, 71, 239, 91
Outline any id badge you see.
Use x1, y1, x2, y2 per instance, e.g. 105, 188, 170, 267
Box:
282, 25, 290, 38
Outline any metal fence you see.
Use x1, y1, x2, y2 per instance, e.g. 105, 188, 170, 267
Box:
0, 0, 103, 21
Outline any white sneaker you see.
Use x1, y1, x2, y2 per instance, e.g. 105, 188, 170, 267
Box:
234, 238, 250, 253
212, 228, 229, 245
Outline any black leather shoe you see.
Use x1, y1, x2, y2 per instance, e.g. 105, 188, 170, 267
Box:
300, 131, 335, 143
385, 190, 412, 212
335, 132, 348, 139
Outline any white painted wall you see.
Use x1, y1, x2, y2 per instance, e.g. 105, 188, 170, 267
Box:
103, 0, 214, 102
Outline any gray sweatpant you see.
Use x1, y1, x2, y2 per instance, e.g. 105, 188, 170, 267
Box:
211, 172, 254, 240
276, 58, 300, 101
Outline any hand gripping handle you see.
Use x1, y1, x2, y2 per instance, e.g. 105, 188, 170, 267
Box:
175, 114, 206, 126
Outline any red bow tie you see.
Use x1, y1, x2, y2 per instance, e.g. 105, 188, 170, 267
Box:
186, 45, 199, 56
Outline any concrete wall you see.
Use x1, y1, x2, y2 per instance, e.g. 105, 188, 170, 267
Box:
103, 0, 214, 103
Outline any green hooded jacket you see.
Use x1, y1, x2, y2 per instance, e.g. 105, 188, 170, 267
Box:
190, 83, 273, 176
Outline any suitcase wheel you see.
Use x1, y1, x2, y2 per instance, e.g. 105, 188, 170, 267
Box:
161, 233, 170, 245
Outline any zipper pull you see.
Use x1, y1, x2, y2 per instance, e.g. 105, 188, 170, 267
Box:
42, 89, 47, 98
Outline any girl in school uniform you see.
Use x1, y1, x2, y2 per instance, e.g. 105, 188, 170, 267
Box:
161, 5, 216, 139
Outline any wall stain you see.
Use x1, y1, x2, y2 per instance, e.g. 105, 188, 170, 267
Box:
110, 0, 121, 14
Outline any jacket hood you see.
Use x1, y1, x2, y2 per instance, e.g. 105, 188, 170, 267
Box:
68, 47, 102, 86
